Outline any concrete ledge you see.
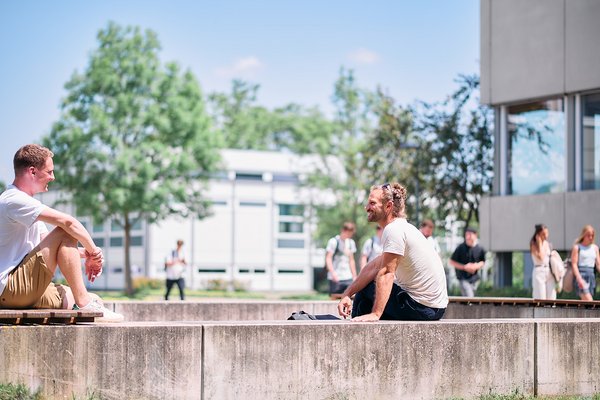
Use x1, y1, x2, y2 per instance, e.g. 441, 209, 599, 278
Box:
105, 298, 600, 322
2, 319, 600, 399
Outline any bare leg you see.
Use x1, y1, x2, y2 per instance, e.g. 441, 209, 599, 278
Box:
37, 227, 91, 308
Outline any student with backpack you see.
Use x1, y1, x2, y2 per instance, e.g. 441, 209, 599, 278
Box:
571, 225, 600, 301
360, 226, 383, 270
325, 222, 357, 300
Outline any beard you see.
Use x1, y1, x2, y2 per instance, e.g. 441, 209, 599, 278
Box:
367, 209, 383, 223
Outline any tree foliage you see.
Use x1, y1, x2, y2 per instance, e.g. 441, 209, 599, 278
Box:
43, 22, 221, 295
307, 69, 416, 250
209, 80, 335, 154
414, 74, 494, 227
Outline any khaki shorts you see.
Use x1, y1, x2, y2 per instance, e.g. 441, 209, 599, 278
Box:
1, 250, 65, 309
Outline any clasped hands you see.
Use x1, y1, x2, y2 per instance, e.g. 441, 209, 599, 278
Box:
84, 247, 104, 282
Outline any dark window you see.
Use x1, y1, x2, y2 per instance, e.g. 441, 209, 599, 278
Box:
93, 237, 105, 247
110, 237, 123, 247
279, 204, 304, 216
278, 269, 304, 274
236, 173, 263, 181
279, 221, 303, 233
130, 236, 143, 246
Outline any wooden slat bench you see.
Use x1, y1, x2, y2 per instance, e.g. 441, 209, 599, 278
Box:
450, 296, 600, 309
0, 309, 102, 325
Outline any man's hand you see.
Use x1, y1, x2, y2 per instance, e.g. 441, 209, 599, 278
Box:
84, 247, 104, 282
337, 296, 353, 319
331, 272, 339, 283
351, 312, 380, 322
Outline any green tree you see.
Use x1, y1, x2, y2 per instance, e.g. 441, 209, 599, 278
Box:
43, 22, 221, 295
306, 69, 420, 258
0, 181, 5, 193
208, 80, 335, 154
414, 74, 494, 227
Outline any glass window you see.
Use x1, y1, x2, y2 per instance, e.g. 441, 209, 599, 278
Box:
277, 239, 305, 248
278, 204, 304, 216
131, 219, 143, 231
93, 237, 105, 247
508, 99, 565, 195
130, 236, 143, 246
279, 221, 304, 233
92, 222, 104, 233
111, 219, 122, 232
110, 237, 123, 247
582, 93, 600, 190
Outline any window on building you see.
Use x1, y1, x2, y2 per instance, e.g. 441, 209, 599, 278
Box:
582, 93, 600, 190
130, 236, 143, 246
92, 222, 104, 233
508, 99, 565, 195
93, 237, 105, 247
279, 221, 303, 233
110, 237, 123, 247
279, 204, 304, 216
277, 239, 305, 248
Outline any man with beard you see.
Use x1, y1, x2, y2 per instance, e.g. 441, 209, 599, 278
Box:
337, 182, 448, 321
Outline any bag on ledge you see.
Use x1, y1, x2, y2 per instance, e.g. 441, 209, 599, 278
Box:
287, 311, 340, 320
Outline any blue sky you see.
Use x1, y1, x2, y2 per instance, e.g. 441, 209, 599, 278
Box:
0, 1, 480, 184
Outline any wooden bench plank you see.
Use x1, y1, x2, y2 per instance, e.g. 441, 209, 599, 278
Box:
0, 309, 102, 325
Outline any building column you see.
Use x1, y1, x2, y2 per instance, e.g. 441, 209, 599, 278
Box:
493, 252, 513, 288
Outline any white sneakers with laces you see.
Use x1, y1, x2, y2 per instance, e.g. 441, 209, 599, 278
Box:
73, 298, 124, 323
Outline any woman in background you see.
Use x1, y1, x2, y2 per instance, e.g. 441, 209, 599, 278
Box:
571, 225, 600, 301
530, 224, 556, 299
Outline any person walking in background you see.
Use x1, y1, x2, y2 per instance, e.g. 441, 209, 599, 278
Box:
360, 225, 383, 270
165, 239, 187, 300
529, 224, 556, 299
325, 222, 357, 300
419, 219, 441, 256
449, 227, 486, 297
571, 225, 600, 301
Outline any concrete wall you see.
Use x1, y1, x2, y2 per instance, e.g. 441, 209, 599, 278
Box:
2, 319, 600, 399
480, 0, 600, 105
106, 300, 600, 321
479, 190, 600, 252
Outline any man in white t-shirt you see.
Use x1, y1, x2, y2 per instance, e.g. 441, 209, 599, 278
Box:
0, 144, 123, 322
338, 182, 448, 321
324, 222, 357, 299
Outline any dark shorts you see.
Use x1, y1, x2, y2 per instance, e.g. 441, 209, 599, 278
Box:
329, 279, 353, 295
352, 281, 446, 321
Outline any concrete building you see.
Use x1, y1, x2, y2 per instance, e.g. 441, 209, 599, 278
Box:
41, 149, 332, 292
479, 0, 600, 286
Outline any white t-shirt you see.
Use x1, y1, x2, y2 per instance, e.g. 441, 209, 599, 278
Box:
0, 185, 48, 294
382, 218, 448, 308
326, 235, 356, 281
165, 248, 186, 280
362, 235, 383, 263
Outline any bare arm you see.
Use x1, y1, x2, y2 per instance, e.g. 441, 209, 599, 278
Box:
37, 207, 99, 254
325, 251, 338, 282
351, 252, 399, 322
571, 245, 586, 288
349, 252, 357, 279
337, 254, 383, 318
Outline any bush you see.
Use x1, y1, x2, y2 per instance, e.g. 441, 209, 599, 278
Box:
132, 277, 163, 295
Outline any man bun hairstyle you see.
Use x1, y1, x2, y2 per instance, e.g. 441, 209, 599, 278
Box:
372, 182, 407, 218
14, 144, 53, 175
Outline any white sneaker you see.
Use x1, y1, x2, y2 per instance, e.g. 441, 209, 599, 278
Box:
73, 298, 125, 323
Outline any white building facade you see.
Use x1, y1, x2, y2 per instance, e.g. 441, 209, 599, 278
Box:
41, 149, 329, 292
